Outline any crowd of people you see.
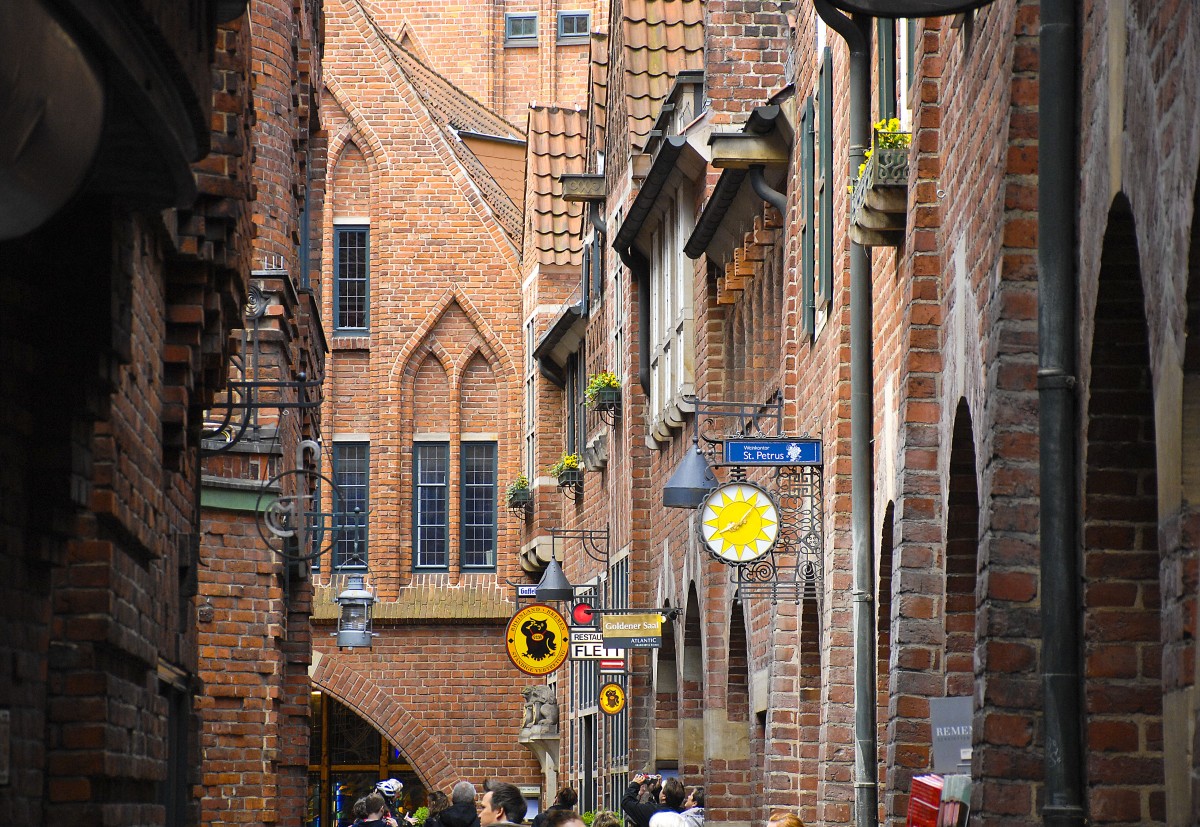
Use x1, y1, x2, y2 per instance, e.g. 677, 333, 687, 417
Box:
344, 775, 803, 827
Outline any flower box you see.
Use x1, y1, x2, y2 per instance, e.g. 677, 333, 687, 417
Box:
850, 123, 911, 247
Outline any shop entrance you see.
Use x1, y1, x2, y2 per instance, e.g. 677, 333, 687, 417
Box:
308, 692, 427, 826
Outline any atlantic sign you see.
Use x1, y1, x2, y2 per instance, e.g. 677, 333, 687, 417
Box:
723, 438, 822, 466
601, 613, 663, 649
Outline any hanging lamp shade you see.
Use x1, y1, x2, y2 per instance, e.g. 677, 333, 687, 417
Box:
335, 574, 376, 648
535, 558, 575, 602
663, 443, 717, 509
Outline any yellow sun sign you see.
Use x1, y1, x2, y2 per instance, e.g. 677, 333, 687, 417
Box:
698, 482, 780, 564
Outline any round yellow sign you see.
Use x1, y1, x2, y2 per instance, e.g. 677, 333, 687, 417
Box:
598, 682, 626, 715
698, 482, 780, 564
505, 604, 570, 676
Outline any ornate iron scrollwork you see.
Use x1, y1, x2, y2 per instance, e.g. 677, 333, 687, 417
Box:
254, 467, 368, 566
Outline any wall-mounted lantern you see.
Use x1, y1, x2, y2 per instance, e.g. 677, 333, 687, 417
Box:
335, 574, 376, 649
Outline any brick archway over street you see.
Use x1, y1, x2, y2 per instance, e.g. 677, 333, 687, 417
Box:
313, 654, 458, 791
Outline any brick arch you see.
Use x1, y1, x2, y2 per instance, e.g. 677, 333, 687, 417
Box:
944, 398, 978, 701
312, 655, 457, 791
680, 584, 704, 781
1082, 192, 1163, 825
324, 74, 390, 180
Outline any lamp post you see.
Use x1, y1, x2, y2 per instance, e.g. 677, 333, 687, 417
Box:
335, 574, 376, 648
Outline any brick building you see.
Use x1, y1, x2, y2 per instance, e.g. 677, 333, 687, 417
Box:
519, 2, 1200, 827
304, 0, 602, 822
0, 1, 324, 826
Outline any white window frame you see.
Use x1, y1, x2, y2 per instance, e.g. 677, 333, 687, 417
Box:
648, 185, 696, 444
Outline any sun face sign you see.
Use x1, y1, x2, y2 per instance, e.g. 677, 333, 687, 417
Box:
698, 482, 780, 564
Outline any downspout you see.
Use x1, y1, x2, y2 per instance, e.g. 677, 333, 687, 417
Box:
618, 245, 653, 396
749, 165, 788, 214
1037, 0, 1085, 825
813, 3, 877, 827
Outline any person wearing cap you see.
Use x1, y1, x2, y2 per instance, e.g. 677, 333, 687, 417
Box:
375, 779, 407, 826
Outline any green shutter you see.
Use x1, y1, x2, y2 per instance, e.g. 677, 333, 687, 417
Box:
878, 18, 896, 122
819, 47, 833, 307
802, 95, 816, 339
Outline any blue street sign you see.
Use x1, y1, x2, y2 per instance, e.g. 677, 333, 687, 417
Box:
723, 438, 822, 466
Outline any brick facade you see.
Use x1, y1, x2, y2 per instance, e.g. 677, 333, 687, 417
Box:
521, 2, 1200, 827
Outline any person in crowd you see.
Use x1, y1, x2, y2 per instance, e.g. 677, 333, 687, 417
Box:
639, 777, 662, 806
591, 811, 622, 827
357, 793, 400, 826
376, 779, 409, 825
622, 773, 685, 827
479, 780, 528, 827
424, 791, 452, 827
440, 781, 482, 827
766, 810, 805, 827
680, 787, 704, 827
541, 809, 586, 827
532, 786, 578, 827
649, 812, 688, 827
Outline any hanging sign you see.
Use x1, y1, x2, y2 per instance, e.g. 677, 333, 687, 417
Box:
505, 604, 570, 676
598, 682, 627, 715
698, 482, 780, 565
599, 657, 628, 674
601, 613, 663, 649
723, 438, 822, 466
569, 628, 626, 660
571, 602, 596, 625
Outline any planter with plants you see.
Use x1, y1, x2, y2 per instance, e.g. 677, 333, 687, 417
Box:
549, 453, 584, 500
849, 118, 912, 246
506, 474, 533, 511
585, 371, 622, 424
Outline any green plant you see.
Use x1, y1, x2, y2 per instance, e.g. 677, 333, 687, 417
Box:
506, 473, 531, 499
584, 371, 621, 403
856, 117, 911, 179
548, 453, 582, 477
413, 807, 430, 826
581, 813, 595, 827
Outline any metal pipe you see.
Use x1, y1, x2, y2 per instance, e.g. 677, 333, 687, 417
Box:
749, 165, 788, 214
618, 245, 653, 396
1038, 0, 1085, 824
813, 4, 876, 826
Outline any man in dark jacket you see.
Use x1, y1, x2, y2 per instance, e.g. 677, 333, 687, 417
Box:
440, 781, 482, 827
622, 774, 684, 827
532, 786, 577, 827
480, 780, 527, 827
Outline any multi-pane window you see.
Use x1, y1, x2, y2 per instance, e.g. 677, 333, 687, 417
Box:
333, 442, 369, 569
818, 47, 834, 311
525, 319, 537, 480
648, 190, 695, 438
334, 226, 368, 332
414, 442, 449, 568
505, 13, 537, 44
558, 11, 590, 40
565, 353, 586, 453
460, 442, 497, 568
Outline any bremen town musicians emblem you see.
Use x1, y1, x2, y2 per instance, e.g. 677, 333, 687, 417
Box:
506, 604, 570, 676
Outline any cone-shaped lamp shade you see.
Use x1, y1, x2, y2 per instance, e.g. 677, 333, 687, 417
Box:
663, 443, 717, 508
535, 557, 575, 602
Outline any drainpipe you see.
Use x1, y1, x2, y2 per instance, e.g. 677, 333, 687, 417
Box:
618, 246, 653, 396
749, 165, 788, 214
813, 4, 876, 827
1038, 0, 1085, 825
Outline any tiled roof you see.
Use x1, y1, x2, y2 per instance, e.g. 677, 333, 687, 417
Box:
359, 9, 527, 244
525, 106, 588, 267
623, 0, 705, 149
589, 32, 609, 160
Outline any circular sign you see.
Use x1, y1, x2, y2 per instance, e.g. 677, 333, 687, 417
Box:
571, 602, 596, 625
505, 604, 570, 676
698, 482, 780, 564
598, 682, 627, 715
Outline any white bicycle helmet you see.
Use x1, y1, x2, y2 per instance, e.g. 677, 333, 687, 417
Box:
377, 779, 404, 797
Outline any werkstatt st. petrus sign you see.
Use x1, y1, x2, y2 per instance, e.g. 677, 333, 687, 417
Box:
601, 613, 663, 649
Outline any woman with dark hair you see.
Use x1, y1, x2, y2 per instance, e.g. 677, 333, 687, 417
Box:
424, 791, 453, 827
532, 785, 578, 827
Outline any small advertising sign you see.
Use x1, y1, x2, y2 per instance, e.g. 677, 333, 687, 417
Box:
569, 627, 626, 660
598, 682, 627, 715
516, 585, 538, 598
929, 696, 973, 774
723, 438, 822, 466
599, 657, 627, 674
601, 613, 663, 649
505, 604, 570, 676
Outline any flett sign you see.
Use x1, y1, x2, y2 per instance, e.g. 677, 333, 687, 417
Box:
601, 613, 663, 649
723, 438, 822, 466
569, 628, 626, 660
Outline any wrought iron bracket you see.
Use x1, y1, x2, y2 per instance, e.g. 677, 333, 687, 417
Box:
550, 526, 610, 567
